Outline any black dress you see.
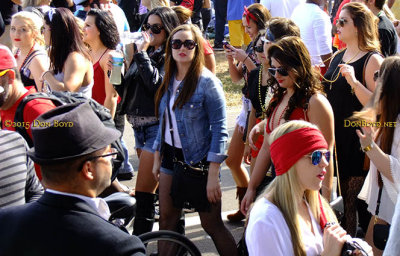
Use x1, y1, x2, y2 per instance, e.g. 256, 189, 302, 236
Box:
247, 66, 268, 119
324, 50, 374, 179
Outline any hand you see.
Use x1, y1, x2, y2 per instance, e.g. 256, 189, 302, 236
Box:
243, 145, 251, 165
232, 48, 248, 63
322, 224, 348, 256
40, 70, 53, 83
206, 163, 222, 204
249, 124, 261, 151
356, 126, 375, 149
338, 64, 358, 88
136, 31, 151, 52
224, 46, 235, 62
106, 51, 115, 72
152, 151, 161, 182
240, 188, 256, 215
393, 20, 400, 36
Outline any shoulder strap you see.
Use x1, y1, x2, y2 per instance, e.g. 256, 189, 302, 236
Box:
21, 50, 46, 70
361, 52, 376, 87
14, 92, 63, 147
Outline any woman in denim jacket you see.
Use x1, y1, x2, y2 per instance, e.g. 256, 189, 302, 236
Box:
152, 24, 237, 256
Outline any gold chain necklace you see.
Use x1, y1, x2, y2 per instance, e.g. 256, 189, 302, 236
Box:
319, 49, 361, 88
258, 65, 269, 119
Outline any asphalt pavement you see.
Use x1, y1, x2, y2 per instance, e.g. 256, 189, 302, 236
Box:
121, 106, 247, 255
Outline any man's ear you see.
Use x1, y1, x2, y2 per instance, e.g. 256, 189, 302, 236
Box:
81, 161, 95, 181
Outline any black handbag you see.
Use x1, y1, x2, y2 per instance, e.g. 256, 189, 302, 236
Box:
372, 181, 390, 250
166, 91, 211, 212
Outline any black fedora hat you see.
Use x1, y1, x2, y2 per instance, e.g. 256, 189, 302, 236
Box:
27, 102, 121, 164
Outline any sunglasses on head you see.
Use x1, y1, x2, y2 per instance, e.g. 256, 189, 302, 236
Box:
171, 39, 197, 50
142, 23, 164, 34
373, 70, 380, 82
268, 67, 289, 77
306, 150, 330, 165
336, 18, 348, 27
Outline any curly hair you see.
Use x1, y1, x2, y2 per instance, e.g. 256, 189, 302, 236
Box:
266, 36, 323, 120
87, 9, 119, 50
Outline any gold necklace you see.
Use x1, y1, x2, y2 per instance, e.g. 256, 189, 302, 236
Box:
319, 49, 361, 88
258, 65, 269, 119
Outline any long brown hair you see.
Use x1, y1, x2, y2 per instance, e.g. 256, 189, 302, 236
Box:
353, 56, 400, 154
266, 36, 323, 120
155, 24, 204, 115
342, 2, 380, 53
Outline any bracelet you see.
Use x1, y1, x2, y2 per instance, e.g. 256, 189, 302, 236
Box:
361, 142, 374, 152
243, 54, 249, 63
41, 70, 51, 81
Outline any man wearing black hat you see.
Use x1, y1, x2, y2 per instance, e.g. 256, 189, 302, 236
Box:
0, 102, 146, 256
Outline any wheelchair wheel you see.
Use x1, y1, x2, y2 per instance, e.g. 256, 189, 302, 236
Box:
138, 230, 201, 256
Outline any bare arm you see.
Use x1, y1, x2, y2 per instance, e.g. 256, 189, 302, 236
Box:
30, 55, 49, 92
101, 53, 118, 118
308, 93, 335, 200
204, 53, 216, 74
321, 53, 332, 70
340, 54, 383, 106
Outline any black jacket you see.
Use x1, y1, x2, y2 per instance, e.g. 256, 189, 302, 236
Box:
0, 192, 146, 256
117, 48, 165, 117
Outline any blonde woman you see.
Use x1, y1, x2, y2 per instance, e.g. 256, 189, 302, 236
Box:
246, 120, 371, 256
10, 11, 49, 91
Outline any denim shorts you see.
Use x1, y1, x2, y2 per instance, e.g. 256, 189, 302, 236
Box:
133, 124, 159, 153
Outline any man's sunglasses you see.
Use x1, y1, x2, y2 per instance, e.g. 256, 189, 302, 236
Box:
336, 18, 348, 27
142, 23, 164, 34
373, 70, 380, 82
171, 39, 197, 50
306, 150, 331, 165
268, 67, 289, 77
87, 148, 118, 162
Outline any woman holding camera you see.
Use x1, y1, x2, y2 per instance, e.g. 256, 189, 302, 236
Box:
356, 56, 400, 255
246, 120, 371, 256
223, 3, 270, 223
152, 24, 237, 256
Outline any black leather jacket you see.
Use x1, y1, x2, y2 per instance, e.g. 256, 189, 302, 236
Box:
117, 47, 165, 117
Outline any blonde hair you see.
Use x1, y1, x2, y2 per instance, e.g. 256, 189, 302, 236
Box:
11, 11, 44, 45
265, 120, 337, 256
142, 0, 170, 10
22, 0, 49, 8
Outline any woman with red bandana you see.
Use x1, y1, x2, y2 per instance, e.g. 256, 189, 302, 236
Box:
245, 120, 372, 256
241, 36, 335, 215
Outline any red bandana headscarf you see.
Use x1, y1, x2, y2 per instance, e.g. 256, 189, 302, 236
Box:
270, 127, 328, 176
243, 6, 258, 25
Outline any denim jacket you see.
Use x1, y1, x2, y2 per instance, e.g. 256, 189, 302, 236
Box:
153, 68, 228, 165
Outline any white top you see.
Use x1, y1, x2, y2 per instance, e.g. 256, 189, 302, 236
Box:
164, 78, 182, 148
383, 189, 400, 256
291, 3, 332, 66
246, 197, 323, 256
47, 72, 93, 98
46, 189, 111, 220
261, 0, 305, 18
358, 115, 400, 224
236, 95, 252, 129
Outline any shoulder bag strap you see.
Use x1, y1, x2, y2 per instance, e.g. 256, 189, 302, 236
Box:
334, 145, 342, 196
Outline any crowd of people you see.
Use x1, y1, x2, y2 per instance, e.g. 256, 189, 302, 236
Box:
0, 0, 400, 255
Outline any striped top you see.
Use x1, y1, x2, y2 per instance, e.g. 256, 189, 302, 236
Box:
0, 130, 43, 208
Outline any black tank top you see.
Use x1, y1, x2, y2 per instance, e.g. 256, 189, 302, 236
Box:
20, 50, 46, 91
323, 50, 376, 178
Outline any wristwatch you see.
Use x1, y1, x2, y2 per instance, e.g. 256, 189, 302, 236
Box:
361, 142, 374, 152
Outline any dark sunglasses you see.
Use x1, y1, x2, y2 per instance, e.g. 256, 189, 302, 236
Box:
142, 23, 164, 34
336, 18, 348, 27
306, 150, 331, 165
268, 67, 289, 77
373, 70, 380, 82
254, 41, 264, 53
171, 39, 197, 50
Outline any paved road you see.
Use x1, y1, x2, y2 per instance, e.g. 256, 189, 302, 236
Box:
121, 106, 247, 255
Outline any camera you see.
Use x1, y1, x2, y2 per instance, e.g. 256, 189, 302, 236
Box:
341, 240, 369, 256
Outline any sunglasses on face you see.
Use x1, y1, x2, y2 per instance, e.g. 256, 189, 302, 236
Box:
373, 70, 380, 82
142, 23, 164, 34
254, 41, 264, 53
268, 67, 289, 77
336, 18, 348, 27
306, 150, 331, 165
87, 148, 118, 162
171, 39, 197, 50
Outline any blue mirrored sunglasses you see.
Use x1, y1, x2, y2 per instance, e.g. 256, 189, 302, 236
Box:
307, 150, 330, 165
